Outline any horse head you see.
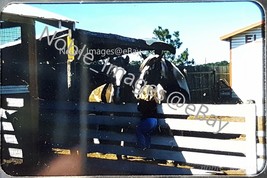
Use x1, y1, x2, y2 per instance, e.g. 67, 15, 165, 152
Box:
88, 55, 130, 103
135, 54, 190, 103
106, 55, 130, 103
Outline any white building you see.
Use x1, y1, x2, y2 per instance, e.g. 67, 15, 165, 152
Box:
221, 21, 265, 117
221, 22, 266, 172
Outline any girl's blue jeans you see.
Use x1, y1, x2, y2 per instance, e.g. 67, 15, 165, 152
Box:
136, 117, 158, 149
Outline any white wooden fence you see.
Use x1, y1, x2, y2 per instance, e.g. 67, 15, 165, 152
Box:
1, 100, 24, 162
1, 86, 28, 164
41, 102, 258, 175
158, 103, 257, 175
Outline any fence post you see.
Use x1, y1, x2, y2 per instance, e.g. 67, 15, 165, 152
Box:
21, 20, 39, 168
212, 69, 216, 102
245, 104, 257, 174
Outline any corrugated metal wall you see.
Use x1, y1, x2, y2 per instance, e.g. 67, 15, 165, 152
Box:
230, 26, 263, 49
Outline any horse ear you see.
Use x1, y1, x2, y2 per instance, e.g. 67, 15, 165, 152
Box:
124, 55, 130, 65
140, 53, 147, 60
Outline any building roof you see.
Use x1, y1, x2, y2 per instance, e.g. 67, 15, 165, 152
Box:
1, 3, 77, 29
220, 21, 264, 41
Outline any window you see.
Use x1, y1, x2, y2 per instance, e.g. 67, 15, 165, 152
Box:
245, 34, 257, 43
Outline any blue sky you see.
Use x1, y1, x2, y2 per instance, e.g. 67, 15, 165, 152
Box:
33, 2, 263, 64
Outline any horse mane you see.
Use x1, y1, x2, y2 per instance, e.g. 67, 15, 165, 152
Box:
139, 54, 163, 72
138, 54, 191, 102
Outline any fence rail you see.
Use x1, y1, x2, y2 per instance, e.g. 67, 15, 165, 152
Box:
40, 102, 257, 175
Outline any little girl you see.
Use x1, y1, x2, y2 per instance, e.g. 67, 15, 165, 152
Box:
136, 85, 158, 150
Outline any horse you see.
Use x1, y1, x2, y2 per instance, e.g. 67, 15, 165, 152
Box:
89, 53, 190, 104
88, 55, 132, 103
134, 53, 190, 104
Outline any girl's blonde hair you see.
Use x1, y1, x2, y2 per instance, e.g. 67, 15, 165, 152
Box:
138, 85, 157, 101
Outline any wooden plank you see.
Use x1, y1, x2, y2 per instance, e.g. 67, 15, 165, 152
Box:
6, 98, 24, 108
87, 144, 247, 170
40, 101, 139, 113
40, 113, 136, 125
87, 115, 140, 126
3, 134, 18, 144
159, 103, 255, 117
1, 13, 33, 25
8, 148, 23, 158
40, 102, 255, 118
0, 109, 18, 119
49, 114, 246, 134
0, 85, 29, 94
156, 136, 246, 154
0, 21, 21, 28
2, 122, 15, 131
162, 119, 246, 134
86, 130, 246, 154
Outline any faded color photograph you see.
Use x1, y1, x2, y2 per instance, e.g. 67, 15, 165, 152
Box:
0, 1, 266, 176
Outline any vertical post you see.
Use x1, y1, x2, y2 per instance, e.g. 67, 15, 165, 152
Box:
212, 69, 216, 102
245, 104, 257, 174
229, 38, 233, 87
79, 64, 89, 174
21, 19, 39, 167
67, 29, 74, 88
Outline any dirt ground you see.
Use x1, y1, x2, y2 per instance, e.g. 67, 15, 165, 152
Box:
1, 147, 246, 176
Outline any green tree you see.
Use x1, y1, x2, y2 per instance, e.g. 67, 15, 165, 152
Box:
153, 26, 194, 66
202, 60, 229, 67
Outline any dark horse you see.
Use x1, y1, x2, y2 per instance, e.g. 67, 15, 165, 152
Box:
89, 53, 190, 104
134, 53, 190, 104
88, 55, 133, 103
